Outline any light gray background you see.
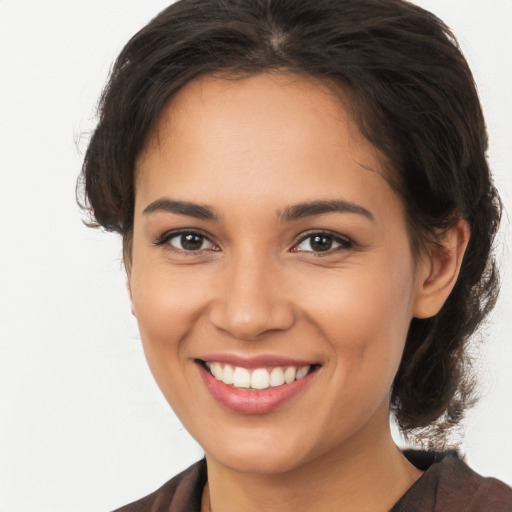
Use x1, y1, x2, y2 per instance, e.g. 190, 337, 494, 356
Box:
0, 1, 511, 511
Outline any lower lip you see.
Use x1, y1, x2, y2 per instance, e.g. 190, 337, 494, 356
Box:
198, 363, 316, 415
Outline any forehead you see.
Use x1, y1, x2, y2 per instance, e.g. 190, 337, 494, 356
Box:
139, 73, 383, 163
135, 72, 399, 218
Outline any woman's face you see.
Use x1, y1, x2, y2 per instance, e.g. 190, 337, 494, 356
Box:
129, 73, 427, 474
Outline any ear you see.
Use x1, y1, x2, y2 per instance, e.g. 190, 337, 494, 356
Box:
413, 219, 470, 319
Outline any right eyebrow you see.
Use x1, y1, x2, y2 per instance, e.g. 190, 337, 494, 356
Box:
142, 198, 219, 221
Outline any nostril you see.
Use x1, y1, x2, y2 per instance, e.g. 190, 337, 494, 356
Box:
209, 301, 296, 341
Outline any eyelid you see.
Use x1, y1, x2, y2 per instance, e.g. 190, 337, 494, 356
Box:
153, 228, 218, 251
291, 229, 353, 253
153, 228, 353, 255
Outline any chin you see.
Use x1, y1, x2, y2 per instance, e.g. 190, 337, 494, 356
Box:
207, 446, 309, 475
200, 426, 321, 476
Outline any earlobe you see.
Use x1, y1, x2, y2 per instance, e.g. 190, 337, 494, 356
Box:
413, 219, 470, 319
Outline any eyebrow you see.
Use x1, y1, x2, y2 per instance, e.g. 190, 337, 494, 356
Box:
277, 200, 374, 223
143, 198, 219, 220
142, 197, 374, 223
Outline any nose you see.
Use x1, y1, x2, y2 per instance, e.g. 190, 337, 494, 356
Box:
208, 251, 296, 341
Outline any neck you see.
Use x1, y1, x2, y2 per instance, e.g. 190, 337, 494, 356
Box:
203, 408, 421, 512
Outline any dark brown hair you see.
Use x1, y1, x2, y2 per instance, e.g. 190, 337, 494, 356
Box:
79, 0, 501, 444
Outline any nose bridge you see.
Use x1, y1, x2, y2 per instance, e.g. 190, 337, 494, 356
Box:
209, 245, 295, 340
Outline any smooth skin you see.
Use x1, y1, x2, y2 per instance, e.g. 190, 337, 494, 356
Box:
128, 73, 469, 512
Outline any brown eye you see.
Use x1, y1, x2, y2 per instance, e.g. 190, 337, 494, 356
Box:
165, 232, 215, 252
294, 232, 352, 254
310, 235, 333, 252
181, 234, 205, 251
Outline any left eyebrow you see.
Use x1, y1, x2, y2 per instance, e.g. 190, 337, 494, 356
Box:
277, 200, 375, 223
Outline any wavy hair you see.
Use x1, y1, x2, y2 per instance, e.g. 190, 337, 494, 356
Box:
79, 0, 501, 444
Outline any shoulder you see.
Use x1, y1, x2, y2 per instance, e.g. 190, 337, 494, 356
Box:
111, 459, 207, 512
392, 450, 512, 512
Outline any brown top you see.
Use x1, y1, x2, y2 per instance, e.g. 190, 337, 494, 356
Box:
112, 451, 512, 512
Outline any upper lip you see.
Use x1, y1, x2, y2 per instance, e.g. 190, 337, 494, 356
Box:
196, 353, 319, 369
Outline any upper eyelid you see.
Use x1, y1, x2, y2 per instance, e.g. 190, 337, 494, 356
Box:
290, 231, 354, 256
154, 228, 216, 246
153, 228, 353, 250
294, 229, 352, 244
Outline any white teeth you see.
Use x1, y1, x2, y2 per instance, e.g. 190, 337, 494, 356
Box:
222, 364, 234, 385
284, 366, 296, 384
269, 367, 285, 387
251, 368, 270, 390
232, 367, 251, 388
206, 362, 313, 390
296, 365, 310, 380
211, 362, 223, 380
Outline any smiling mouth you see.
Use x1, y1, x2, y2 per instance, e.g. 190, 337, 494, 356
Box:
200, 361, 319, 391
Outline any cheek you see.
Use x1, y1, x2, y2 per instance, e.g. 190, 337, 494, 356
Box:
130, 259, 205, 334
128, 264, 207, 386
310, 258, 413, 328
128, 264, 210, 412
301, 256, 416, 377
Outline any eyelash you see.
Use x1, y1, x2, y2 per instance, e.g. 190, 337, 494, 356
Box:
154, 229, 218, 253
292, 230, 353, 255
154, 229, 353, 256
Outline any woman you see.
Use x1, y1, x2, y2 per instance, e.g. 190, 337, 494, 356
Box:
80, 0, 512, 510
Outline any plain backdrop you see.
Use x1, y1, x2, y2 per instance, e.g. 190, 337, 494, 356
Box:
0, 1, 511, 511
